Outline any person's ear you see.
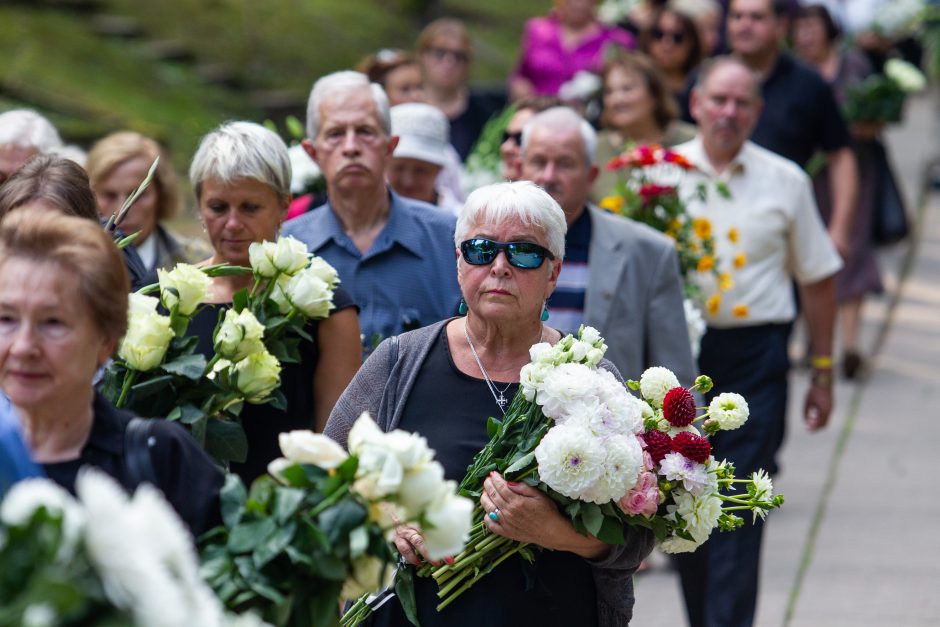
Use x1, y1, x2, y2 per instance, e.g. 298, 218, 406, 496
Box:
301, 139, 318, 164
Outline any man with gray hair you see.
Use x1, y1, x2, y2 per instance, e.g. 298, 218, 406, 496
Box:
519, 106, 696, 386
284, 71, 461, 348
0, 109, 63, 185
673, 55, 841, 627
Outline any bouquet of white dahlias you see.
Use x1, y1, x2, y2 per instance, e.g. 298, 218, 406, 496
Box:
0, 470, 267, 627
101, 236, 340, 465
342, 327, 783, 623
201, 413, 473, 627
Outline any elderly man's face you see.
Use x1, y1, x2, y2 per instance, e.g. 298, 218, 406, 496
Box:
305, 87, 396, 195
0, 145, 39, 186
520, 125, 597, 220
727, 0, 783, 58
690, 62, 763, 158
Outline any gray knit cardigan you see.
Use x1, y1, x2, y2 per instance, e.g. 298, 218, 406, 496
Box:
324, 319, 655, 626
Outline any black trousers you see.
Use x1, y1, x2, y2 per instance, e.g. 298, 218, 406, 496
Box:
676, 323, 791, 627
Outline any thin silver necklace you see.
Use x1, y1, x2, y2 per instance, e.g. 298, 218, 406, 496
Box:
463, 320, 543, 415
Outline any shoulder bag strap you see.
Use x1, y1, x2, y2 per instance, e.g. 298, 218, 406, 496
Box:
123, 417, 158, 490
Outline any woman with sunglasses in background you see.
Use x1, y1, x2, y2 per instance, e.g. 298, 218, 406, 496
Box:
325, 181, 650, 627
639, 4, 704, 101
510, 0, 634, 102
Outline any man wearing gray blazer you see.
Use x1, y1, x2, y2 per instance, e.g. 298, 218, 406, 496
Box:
519, 107, 696, 386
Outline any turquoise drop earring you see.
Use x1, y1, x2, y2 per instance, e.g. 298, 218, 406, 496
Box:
459, 299, 468, 315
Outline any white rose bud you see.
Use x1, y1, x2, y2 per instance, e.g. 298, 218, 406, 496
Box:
284, 268, 334, 319
579, 325, 601, 345
885, 58, 926, 93
214, 308, 266, 361
278, 430, 348, 468
232, 350, 281, 403
398, 462, 446, 519
421, 484, 474, 561
305, 256, 340, 287
119, 307, 174, 371
157, 263, 210, 316
348, 412, 384, 454
248, 236, 309, 278
128, 292, 160, 316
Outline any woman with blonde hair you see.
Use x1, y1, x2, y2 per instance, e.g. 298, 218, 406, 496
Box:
87, 131, 208, 272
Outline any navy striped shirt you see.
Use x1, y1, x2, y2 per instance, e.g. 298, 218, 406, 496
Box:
548, 209, 592, 335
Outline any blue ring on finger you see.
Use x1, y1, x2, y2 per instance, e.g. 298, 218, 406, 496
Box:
489, 508, 500, 523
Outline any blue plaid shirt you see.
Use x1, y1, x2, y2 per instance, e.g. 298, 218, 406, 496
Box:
284, 190, 461, 348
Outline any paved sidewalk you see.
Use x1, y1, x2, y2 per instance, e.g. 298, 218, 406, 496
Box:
630, 91, 940, 627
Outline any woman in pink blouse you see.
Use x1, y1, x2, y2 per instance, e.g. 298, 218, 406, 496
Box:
510, 0, 635, 100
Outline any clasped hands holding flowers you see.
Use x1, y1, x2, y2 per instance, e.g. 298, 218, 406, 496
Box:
395, 470, 609, 566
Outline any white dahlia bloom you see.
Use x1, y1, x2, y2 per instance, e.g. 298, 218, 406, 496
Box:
659, 534, 703, 554
672, 490, 723, 544
535, 423, 606, 499
0, 479, 85, 559
707, 393, 749, 430
537, 362, 603, 421
639, 366, 680, 407
581, 434, 644, 504
659, 452, 709, 495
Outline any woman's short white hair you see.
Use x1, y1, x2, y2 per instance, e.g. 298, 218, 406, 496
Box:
455, 181, 567, 260
521, 106, 597, 166
189, 121, 292, 201
305, 70, 391, 139
0, 109, 63, 152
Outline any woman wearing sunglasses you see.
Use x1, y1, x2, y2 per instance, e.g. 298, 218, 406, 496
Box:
639, 5, 704, 100
325, 181, 652, 627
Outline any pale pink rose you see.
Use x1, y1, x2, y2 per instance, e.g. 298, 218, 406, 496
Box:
643, 451, 654, 471
635, 470, 656, 493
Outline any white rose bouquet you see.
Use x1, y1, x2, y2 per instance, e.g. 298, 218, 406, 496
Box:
0, 470, 266, 627
101, 236, 340, 466
200, 413, 473, 627
844, 58, 926, 124
343, 327, 783, 623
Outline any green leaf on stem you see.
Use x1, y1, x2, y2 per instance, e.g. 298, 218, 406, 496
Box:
220, 474, 248, 529
486, 416, 502, 438
167, 403, 205, 425
130, 374, 174, 399
581, 503, 604, 537
230, 288, 249, 312
274, 488, 305, 524
228, 517, 277, 554
395, 566, 421, 627
504, 451, 534, 475
162, 353, 207, 380
205, 418, 248, 463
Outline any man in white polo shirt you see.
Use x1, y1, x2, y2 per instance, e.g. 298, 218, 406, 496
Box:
672, 56, 842, 627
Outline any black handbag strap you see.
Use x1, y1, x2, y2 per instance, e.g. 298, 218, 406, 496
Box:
123, 417, 157, 490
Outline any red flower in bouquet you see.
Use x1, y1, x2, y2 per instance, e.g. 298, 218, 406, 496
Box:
662, 149, 694, 170
641, 429, 673, 465
671, 431, 712, 464
663, 387, 696, 427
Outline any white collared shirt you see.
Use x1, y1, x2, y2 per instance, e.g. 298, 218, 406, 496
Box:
674, 137, 842, 328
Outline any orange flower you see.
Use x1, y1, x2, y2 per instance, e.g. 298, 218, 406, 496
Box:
727, 227, 740, 243
732, 304, 749, 318
697, 255, 715, 273
663, 150, 694, 170
599, 195, 624, 213
706, 293, 721, 315
693, 218, 712, 240
733, 251, 747, 269
718, 272, 734, 292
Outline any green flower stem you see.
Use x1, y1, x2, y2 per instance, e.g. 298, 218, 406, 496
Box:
116, 369, 137, 408
306, 481, 354, 518
432, 527, 503, 583
204, 353, 221, 375
339, 596, 370, 627
436, 542, 526, 612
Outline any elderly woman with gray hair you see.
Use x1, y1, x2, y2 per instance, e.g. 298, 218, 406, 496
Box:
186, 121, 361, 484
325, 181, 654, 626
